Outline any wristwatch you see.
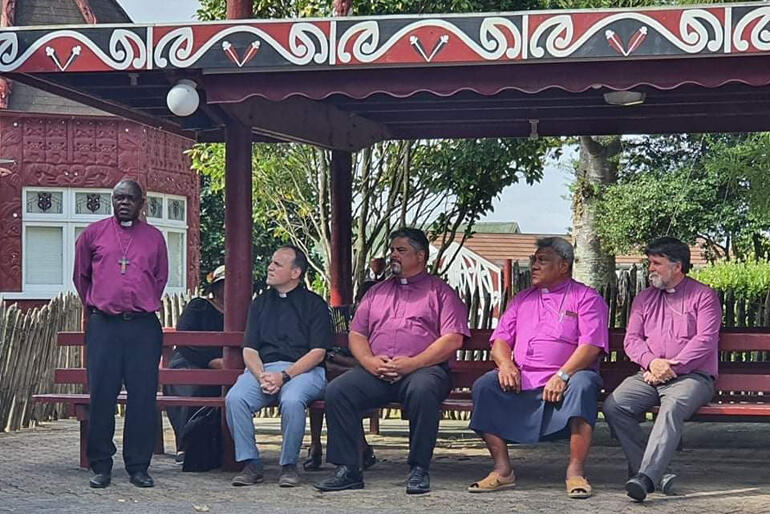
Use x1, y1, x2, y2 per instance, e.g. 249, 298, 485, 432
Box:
281, 370, 292, 383
556, 370, 571, 382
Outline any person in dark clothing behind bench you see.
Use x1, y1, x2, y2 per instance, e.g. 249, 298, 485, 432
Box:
226, 245, 332, 487
164, 265, 226, 463
73, 179, 168, 489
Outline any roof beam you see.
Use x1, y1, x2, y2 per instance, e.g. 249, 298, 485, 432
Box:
221, 96, 392, 152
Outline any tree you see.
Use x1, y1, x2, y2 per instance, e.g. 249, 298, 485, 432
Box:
594, 134, 770, 262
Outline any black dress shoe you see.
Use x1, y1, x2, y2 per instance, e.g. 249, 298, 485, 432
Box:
129, 471, 155, 488
314, 465, 364, 492
406, 466, 430, 495
89, 473, 111, 488
625, 473, 654, 502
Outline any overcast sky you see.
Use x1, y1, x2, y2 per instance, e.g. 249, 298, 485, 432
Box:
116, 0, 573, 234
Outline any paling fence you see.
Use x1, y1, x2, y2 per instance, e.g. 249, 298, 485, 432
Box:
2, 268, 768, 431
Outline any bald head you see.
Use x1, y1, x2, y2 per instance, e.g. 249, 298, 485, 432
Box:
112, 179, 144, 222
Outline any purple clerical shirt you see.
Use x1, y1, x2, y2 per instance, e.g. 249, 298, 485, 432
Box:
624, 277, 721, 378
73, 217, 168, 314
350, 271, 470, 359
491, 278, 609, 390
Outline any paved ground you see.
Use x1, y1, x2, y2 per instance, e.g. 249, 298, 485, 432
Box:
1, 417, 769, 513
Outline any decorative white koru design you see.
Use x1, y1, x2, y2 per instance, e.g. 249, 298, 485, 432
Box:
530, 10, 723, 59
733, 7, 770, 52
0, 29, 146, 72
337, 17, 522, 64
154, 23, 328, 68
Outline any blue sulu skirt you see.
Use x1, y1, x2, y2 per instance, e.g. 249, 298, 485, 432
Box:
469, 369, 603, 444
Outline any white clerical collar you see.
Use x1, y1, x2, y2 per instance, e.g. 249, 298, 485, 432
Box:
278, 292, 287, 298
120, 220, 133, 227
400, 278, 408, 285
665, 288, 676, 294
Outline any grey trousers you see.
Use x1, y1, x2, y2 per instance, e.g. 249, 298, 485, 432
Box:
603, 371, 714, 484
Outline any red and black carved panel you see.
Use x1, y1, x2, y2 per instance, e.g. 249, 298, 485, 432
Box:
2, 6, 770, 73
0, 113, 198, 292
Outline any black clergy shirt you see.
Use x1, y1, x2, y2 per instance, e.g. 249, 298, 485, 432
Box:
243, 285, 333, 363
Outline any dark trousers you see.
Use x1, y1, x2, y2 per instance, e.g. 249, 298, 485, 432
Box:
325, 364, 451, 470
163, 352, 221, 451
86, 312, 162, 474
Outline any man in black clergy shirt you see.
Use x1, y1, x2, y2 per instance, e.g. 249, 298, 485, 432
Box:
225, 245, 332, 487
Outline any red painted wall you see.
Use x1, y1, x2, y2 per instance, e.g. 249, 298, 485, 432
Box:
0, 112, 200, 293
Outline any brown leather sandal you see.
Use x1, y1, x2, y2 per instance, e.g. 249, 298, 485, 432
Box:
566, 476, 593, 499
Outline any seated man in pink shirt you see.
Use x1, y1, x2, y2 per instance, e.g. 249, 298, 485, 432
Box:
469, 237, 608, 499
315, 228, 470, 495
603, 237, 721, 502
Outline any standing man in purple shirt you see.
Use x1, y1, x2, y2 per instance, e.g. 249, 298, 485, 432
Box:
603, 237, 721, 502
73, 179, 168, 489
315, 228, 470, 495
468, 237, 608, 499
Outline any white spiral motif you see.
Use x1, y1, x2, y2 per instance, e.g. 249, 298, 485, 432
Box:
154, 27, 194, 68
288, 23, 329, 65
154, 24, 327, 68
733, 7, 770, 52
0, 33, 18, 67
530, 10, 722, 59
108, 29, 147, 70
338, 18, 522, 64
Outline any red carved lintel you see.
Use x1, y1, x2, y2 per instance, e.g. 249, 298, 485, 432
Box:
73, 0, 97, 24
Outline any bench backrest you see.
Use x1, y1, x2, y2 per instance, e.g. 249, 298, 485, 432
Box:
55, 328, 770, 397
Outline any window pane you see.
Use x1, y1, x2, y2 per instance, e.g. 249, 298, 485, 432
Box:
75, 192, 111, 215
25, 226, 63, 285
168, 198, 186, 222
147, 195, 163, 219
26, 191, 63, 214
74, 226, 86, 243
167, 231, 185, 288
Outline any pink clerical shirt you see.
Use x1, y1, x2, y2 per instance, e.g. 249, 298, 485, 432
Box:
624, 276, 721, 378
73, 216, 168, 314
491, 278, 609, 390
350, 271, 470, 359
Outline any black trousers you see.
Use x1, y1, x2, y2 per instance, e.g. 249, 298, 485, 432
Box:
86, 312, 162, 474
162, 351, 221, 451
325, 364, 451, 470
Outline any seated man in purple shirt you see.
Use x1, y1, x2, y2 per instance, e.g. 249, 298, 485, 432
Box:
469, 237, 608, 499
603, 237, 721, 502
315, 228, 470, 495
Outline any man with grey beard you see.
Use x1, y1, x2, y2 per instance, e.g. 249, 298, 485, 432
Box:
603, 237, 721, 502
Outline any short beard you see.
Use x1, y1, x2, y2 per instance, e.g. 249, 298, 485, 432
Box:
649, 273, 665, 289
390, 262, 402, 275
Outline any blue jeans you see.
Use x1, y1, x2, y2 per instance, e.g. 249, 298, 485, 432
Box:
225, 361, 326, 465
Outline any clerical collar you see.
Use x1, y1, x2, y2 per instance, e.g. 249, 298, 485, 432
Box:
396, 271, 429, 285
118, 220, 134, 228
273, 284, 302, 298
664, 277, 687, 294
541, 278, 572, 294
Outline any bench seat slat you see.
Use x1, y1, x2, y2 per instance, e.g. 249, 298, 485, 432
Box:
32, 393, 226, 407
54, 368, 241, 385
57, 330, 244, 347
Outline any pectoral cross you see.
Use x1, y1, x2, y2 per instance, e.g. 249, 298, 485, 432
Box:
119, 257, 130, 274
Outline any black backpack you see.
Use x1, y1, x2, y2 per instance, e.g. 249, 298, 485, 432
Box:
180, 406, 222, 472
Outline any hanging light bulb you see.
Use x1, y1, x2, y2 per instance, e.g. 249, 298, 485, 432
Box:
166, 79, 200, 117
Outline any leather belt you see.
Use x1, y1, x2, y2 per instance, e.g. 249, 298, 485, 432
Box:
90, 308, 154, 321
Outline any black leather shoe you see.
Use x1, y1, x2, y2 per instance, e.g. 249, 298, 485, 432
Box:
129, 471, 155, 488
314, 465, 364, 492
89, 472, 111, 488
625, 473, 654, 502
406, 466, 430, 495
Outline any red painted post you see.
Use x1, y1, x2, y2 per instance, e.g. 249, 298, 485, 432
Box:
329, 150, 353, 307
226, 0, 253, 19
503, 258, 512, 300
222, 122, 252, 471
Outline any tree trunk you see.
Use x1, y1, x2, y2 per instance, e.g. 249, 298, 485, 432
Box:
572, 136, 620, 290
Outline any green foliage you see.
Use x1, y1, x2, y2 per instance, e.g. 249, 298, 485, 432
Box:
691, 260, 770, 301
595, 134, 770, 262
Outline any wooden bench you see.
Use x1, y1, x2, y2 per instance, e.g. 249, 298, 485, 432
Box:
35, 327, 770, 470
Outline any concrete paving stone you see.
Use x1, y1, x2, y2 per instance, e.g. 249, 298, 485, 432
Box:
1, 417, 768, 513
